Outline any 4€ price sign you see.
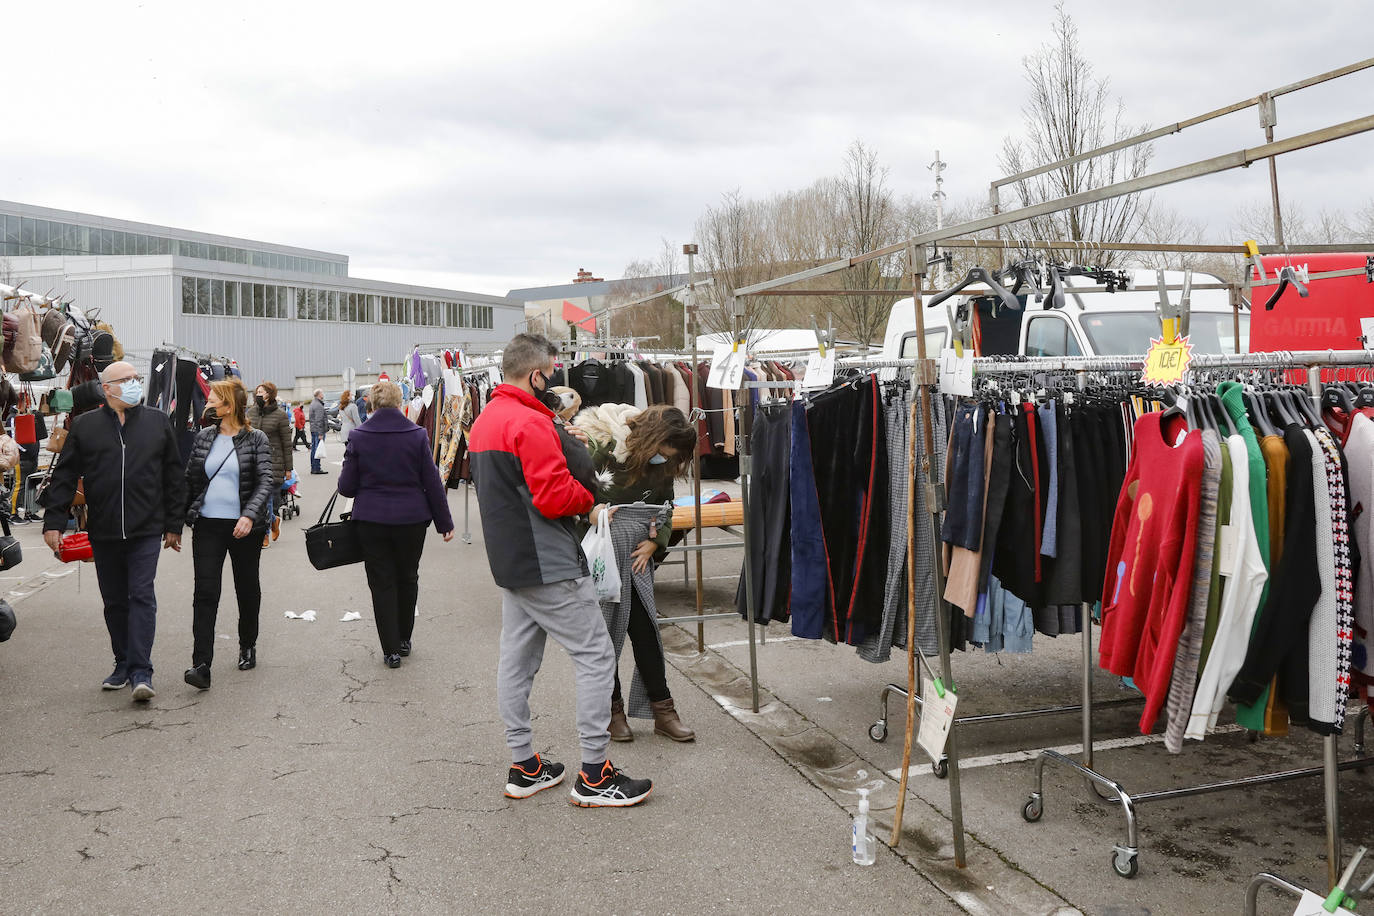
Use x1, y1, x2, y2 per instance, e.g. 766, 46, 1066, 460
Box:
1141, 334, 1194, 386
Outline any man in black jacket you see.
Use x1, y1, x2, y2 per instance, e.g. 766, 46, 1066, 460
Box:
41, 361, 187, 702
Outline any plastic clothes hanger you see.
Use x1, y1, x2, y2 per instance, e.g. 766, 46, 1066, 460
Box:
927, 266, 1022, 314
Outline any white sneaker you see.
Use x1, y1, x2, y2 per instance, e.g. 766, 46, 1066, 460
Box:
131, 682, 156, 702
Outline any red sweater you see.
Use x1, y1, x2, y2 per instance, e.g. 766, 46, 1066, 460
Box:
1099, 412, 1204, 733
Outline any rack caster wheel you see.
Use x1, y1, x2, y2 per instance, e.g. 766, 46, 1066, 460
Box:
869, 722, 888, 743
931, 758, 949, 779
1022, 796, 1043, 823
1111, 848, 1139, 879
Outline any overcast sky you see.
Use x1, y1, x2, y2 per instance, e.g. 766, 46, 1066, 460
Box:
5, 0, 1371, 297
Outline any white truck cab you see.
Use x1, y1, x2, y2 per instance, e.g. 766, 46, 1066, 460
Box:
880, 269, 1250, 363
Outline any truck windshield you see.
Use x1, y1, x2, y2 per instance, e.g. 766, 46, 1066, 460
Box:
1079, 312, 1250, 356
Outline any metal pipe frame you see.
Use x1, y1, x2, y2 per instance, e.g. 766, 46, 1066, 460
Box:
1243, 873, 1307, 916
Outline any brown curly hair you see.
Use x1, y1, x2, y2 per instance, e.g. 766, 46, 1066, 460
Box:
621, 406, 698, 483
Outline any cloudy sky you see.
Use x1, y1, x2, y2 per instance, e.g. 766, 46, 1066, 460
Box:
5, 0, 1371, 296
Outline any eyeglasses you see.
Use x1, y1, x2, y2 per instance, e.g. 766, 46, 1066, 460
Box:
105, 374, 143, 385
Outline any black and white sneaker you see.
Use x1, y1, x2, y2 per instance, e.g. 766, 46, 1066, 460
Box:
101, 667, 130, 691
504, 755, 566, 799
568, 761, 652, 808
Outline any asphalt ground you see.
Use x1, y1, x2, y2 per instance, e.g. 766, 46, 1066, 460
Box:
4, 450, 1371, 914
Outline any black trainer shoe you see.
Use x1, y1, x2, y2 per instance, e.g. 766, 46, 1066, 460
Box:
399, 640, 411, 657
568, 761, 652, 808
504, 754, 566, 799
184, 664, 211, 690
238, 647, 256, 671
384, 654, 402, 669
101, 666, 130, 690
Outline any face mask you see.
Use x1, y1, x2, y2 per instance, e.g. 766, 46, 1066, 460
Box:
119, 379, 144, 405
648, 454, 669, 465
539, 388, 564, 412
255, 395, 267, 410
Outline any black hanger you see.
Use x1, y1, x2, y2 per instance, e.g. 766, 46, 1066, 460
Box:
1322, 384, 1355, 414
1208, 394, 1237, 437
1292, 389, 1323, 428
1357, 384, 1374, 410
1244, 389, 1278, 437
1263, 264, 1310, 310
927, 266, 1022, 314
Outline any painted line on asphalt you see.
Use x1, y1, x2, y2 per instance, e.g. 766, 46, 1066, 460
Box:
884, 724, 1246, 779
707, 636, 802, 650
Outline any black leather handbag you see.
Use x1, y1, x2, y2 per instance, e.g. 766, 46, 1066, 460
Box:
304, 490, 363, 570
0, 512, 22, 571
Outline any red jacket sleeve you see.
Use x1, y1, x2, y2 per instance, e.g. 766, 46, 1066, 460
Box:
516, 416, 594, 519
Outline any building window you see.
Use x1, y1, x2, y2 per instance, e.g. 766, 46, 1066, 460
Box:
181, 276, 196, 314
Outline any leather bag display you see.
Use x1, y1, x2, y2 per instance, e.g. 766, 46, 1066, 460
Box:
0, 513, 21, 572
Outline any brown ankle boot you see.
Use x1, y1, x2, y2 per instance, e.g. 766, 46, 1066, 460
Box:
651, 698, 695, 742
609, 697, 633, 742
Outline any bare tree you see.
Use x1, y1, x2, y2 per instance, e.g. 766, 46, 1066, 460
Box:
695, 190, 781, 336
605, 240, 686, 348
829, 141, 902, 344
998, 3, 1153, 265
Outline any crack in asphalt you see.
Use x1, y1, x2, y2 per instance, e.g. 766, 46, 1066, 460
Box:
379, 805, 455, 824
0, 765, 55, 779
77, 848, 94, 862
413, 758, 489, 768
100, 720, 191, 740
339, 660, 373, 704
271, 769, 304, 781
63, 804, 122, 819
365, 843, 407, 898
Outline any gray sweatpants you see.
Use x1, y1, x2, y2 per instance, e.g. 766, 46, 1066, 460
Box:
498, 576, 615, 765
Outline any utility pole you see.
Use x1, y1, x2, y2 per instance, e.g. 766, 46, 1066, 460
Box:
929, 150, 948, 282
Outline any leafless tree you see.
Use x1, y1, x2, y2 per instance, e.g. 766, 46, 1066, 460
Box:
998, 3, 1153, 266
828, 141, 903, 344
605, 240, 687, 348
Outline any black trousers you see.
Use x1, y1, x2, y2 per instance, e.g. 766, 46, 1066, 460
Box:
293, 428, 308, 448
356, 521, 427, 656
191, 517, 262, 667
612, 585, 670, 705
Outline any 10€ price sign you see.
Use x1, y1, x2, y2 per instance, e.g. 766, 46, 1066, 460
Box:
1141, 334, 1194, 386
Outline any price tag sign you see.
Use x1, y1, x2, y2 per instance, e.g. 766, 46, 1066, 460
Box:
801, 352, 835, 390
707, 345, 745, 390
938, 349, 974, 396
1292, 889, 1355, 916
917, 674, 958, 764
1141, 334, 1194, 385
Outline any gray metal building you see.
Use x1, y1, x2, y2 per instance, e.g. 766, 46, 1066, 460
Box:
0, 200, 522, 392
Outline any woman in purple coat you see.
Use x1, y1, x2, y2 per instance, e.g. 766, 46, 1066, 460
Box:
337, 380, 455, 668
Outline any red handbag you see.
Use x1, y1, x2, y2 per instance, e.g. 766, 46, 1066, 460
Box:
58, 532, 93, 563
13, 413, 36, 445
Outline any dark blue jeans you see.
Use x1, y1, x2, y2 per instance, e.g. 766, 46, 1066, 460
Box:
310, 433, 323, 472
91, 535, 162, 683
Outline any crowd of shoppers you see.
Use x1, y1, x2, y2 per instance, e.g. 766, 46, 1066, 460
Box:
40, 333, 679, 808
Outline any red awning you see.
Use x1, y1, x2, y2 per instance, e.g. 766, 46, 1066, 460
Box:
562, 300, 597, 332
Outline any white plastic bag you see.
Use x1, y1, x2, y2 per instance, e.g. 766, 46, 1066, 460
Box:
313, 440, 328, 460
579, 512, 622, 602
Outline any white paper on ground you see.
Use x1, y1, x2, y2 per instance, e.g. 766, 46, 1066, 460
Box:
284, 610, 317, 621
340, 611, 363, 622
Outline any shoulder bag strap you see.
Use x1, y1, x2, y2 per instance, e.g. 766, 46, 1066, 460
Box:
204, 437, 236, 485
316, 489, 341, 527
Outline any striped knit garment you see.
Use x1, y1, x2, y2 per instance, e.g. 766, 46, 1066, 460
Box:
1164, 430, 1222, 753
860, 390, 912, 663
1315, 428, 1354, 733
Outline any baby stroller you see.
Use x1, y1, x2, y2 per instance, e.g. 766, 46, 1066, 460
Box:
278, 470, 301, 521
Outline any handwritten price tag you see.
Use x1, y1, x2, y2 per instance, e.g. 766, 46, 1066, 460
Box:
801, 352, 835, 390
939, 349, 974, 396
917, 674, 958, 764
707, 345, 745, 390
1141, 335, 1193, 385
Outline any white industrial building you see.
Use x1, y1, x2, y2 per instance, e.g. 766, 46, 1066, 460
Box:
0, 200, 522, 393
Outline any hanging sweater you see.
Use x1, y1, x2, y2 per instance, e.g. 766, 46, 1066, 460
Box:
1099, 411, 1204, 734
1346, 414, 1374, 678
1185, 434, 1268, 740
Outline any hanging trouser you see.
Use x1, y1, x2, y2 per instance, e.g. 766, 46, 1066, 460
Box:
736, 402, 791, 624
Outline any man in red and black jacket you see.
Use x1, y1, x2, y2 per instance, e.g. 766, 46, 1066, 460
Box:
469, 334, 653, 808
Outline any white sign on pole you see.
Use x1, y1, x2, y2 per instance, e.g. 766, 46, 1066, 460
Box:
801, 352, 836, 390
343, 367, 356, 388
938, 349, 974, 396
917, 674, 958, 764
707, 345, 746, 390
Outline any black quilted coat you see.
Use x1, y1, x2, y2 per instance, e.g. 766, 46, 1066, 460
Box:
184, 426, 275, 529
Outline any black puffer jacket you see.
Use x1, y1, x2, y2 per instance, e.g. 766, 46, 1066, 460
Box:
184, 425, 275, 529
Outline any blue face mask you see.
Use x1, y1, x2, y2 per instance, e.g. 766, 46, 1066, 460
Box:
648, 454, 668, 465
119, 379, 144, 405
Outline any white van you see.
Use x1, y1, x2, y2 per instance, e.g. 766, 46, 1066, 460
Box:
880, 269, 1250, 363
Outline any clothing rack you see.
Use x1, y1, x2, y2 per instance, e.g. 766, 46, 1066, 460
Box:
157, 341, 235, 365
976, 347, 1374, 881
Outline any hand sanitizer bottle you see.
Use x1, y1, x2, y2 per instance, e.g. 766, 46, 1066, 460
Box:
852, 787, 876, 866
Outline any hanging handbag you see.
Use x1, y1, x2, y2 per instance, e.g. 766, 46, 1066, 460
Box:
19, 345, 56, 382
45, 427, 67, 453
0, 513, 21, 571
0, 598, 14, 641
57, 531, 93, 563
48, 388, 73, 415
0, 434, 18, 472
304, 489, 363, 570
12, 414, 36, 446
